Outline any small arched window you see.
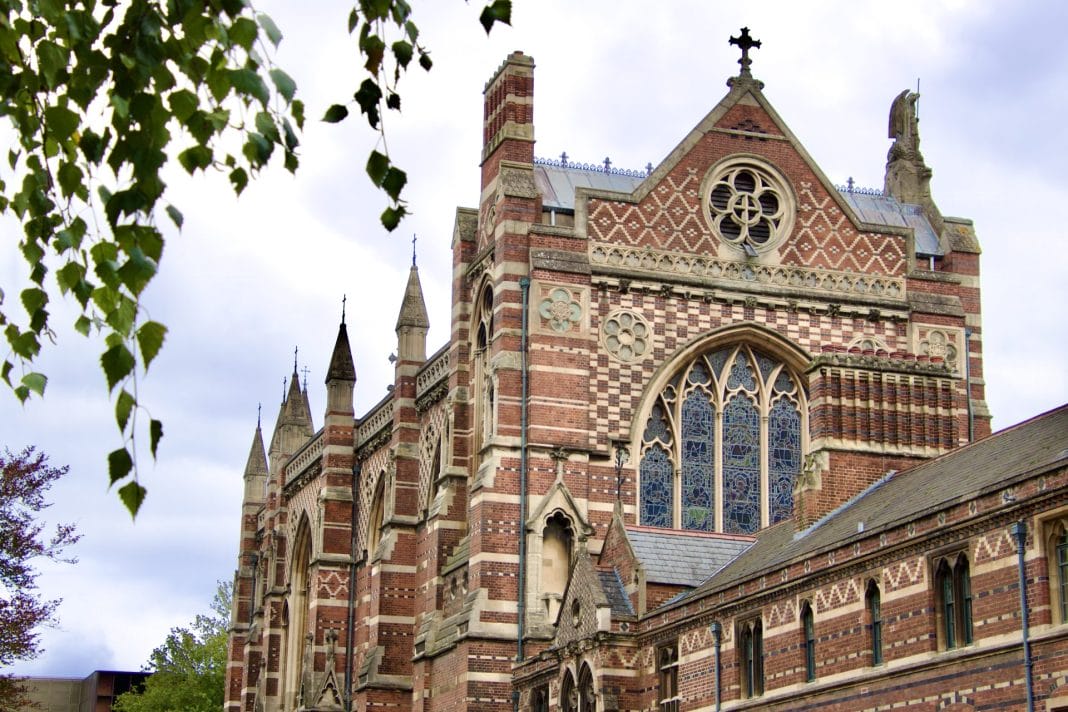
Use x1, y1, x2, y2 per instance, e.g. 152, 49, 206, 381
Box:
866, 580, 883, 665
638, 343, 805, 534
577, 664, 596, 712
473, 284, 495, 457
935, 554, 973, 649
738, 617, 764, 698
801, 602, 816, 682
367, 476, 385, 558
561, 670, 577, 712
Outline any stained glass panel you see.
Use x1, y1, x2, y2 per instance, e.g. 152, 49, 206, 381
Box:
773, 370, 794, 394
723, 396, 760, 534
681, 391, 715, 531
708, 348, 731, 381
643, 403, 670, 443
688, 360, 711, 385
640, 445, 673, 528
769, 398, 801, 524
755, 352, 778, 383
727, 352, 757, 391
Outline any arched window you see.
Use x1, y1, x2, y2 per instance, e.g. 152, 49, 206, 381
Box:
283, 521, 313, 709
473, 284, 495, 459
738, 617, 763, 698
801, 601, 816, 682
1044, 518, 1068, 625
561, 670, 578, 712
638, 343, 804, 534
935, 554, 973, 649
577, 664, 596, 712
367, 477, 385, 559
866, 580, 883, 665
657, 643, 679, 712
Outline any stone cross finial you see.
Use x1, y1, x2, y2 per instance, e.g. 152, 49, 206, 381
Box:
729, 27, 761, 77
411, 233, 417, 266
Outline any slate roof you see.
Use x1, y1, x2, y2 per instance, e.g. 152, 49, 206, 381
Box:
533, 163, 646, 212
533, 163, 943, 258
838, 191, 943, 256
626, 527, 755, 587
679, 404, 1068, 604
597, 569, 634, 617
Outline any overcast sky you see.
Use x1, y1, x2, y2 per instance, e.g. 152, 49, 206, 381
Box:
3, 0, 1066, 678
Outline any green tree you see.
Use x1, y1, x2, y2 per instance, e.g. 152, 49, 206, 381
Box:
0, 0, 509, 515
0, 446, 79, 706
112, 580, 232, 712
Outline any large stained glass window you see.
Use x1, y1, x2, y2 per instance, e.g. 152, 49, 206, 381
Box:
638, 343, 805, 533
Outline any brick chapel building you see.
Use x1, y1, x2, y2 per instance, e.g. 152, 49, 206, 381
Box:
225, 30, 1068, 712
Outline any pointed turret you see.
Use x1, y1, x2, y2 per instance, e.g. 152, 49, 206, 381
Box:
269, 358, 316, 460
395, 264, 429, 363
243, 419, 269, 503
325, 321, 356, 416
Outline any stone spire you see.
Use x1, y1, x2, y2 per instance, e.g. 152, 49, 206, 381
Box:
243, 417, 269, 503
325, 321, 356, 417
395, 264, 429, 363
270, 357, 315, 457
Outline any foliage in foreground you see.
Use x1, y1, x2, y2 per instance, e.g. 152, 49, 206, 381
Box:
112, 581, 232, 712
0, 447, 79, 702
0, 0, 509, 516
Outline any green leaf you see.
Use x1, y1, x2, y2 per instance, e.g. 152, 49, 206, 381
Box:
44, 104, 79, 140
366, 150, 389, 187
74, 316, 92, 336
37, 39, 67, 88
386, 92, 400, 111
254, 111, 280, 143
392, 40, 413, 69
348, 8, 360, 33
20, 287, 48, 316
136, 321, 167, 370
178, 145, 213, 174
118, 480, 147, 517
169, 89, 198, 123
256, 12, 283, 47
57, 161, 83, 199
418, 51, 432, 71
381, 204, 406, 231
322, 104, 349, 123
150, 419, 163, 459
101, 344, 135, 391
117, 248, 157, 296
115, 389, 135, 431
361, 33, 386, 75
353, 79, 382, 127
20, 372, 46, 397
165, 204, 183, 230
479, 0, 512, 33
231, 69, 269, 106
229, 167, 249, 194
382, 166, 407, 201
108, 447, 133, 485
269, 68, 296, 103
229, 17, 257, 50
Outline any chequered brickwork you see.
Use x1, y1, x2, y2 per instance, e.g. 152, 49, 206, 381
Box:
586, 287, 909, 449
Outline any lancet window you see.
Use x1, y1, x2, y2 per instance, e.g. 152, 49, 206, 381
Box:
638, 343, 805, 534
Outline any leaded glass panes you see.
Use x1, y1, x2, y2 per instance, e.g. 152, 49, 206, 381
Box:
644, 404, 671, 443
723, 395, 760, 534
637, 343, 805, 532
727, 352, 757, 391
681, 392, 715, 531
640, 445, 673, 528
1058, 533, 1068, 622
769, 398, 801, 525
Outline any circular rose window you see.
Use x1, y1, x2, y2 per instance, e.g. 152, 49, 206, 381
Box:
704, 159, 794, 253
